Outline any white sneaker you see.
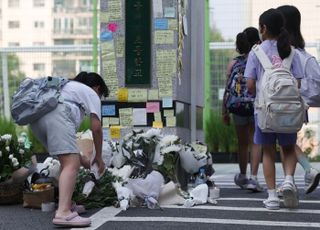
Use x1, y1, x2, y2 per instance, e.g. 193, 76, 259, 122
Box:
282, 181, 299, 209
276, 183, 284, 197
305, 168, 320, 194
247, 177, 263, 192
263, 197, 280, 210
234, 173, 248, 189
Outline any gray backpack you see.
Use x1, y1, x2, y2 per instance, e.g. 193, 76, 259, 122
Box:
11, 76, 69, 125
252, 45, 306, 133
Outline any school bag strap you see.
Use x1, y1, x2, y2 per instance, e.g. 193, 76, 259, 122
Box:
252, 44, 295, 70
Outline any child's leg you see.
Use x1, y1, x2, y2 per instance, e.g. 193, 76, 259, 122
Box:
262, 144, 276, 189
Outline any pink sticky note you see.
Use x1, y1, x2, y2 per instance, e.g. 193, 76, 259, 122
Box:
146, 102, 160, 113
107, 22, 118, 33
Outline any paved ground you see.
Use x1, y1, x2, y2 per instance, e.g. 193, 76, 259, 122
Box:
1, 163, 320, 230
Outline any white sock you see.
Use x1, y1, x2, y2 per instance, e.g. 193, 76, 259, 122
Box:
285, 175, 294, 184
250, 175, 257, 180
268, 189, 277, 199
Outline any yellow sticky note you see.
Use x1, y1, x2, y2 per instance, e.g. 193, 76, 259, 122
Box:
152, 121, 163, 129
110, 125, 121, 139
148, 89, 159, 100
118, 88, 128, 102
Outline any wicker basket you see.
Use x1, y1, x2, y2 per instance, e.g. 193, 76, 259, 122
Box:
0, 181, 23, 205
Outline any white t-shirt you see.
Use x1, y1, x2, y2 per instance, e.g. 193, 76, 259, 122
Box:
61, 81, 101, 128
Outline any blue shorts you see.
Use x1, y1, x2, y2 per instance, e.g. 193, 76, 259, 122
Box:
253, 115, 297, 146
30, 103, 80, 156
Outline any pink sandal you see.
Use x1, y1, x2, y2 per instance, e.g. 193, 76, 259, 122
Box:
52, 212, 91, 227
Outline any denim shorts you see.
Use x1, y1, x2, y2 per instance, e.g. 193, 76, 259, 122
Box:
30, 103, 80, 156
253, 115, 297, 146
232, 114, 254, 126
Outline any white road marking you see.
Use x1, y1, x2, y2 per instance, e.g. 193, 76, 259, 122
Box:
71, 207, 121, 230
109, 216, 320, 228
162, 204, 320, 214
218, 197, 320, 203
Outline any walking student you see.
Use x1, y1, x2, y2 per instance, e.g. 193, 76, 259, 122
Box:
30, 72, 108, 227
244, 8, 303, 210
277, 5, 320, 195
222, 27, 263, 192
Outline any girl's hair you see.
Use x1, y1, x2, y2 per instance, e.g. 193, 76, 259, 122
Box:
73, 71, 109, 97
277, 5, 305, 49
259, 8, 291, 59
236, 27, 260, 54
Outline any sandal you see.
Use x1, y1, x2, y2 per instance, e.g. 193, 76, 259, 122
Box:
263, 197, 280, 210
52, 212, 91, 227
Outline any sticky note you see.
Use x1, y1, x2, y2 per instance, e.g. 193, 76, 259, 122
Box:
102, 105, 116, 116
162, 97, 173, 108
146, 102, 160, 113
110, 125, 121, 139
152, 121, 163, 128
118, 88, 128, 102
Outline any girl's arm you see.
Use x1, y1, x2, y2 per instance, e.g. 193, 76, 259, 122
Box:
247, 78, 256, 95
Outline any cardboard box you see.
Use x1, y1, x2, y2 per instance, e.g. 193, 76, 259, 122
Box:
23, 187, 55, 209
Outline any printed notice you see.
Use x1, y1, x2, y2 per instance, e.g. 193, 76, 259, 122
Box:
108, 0, 122, 20
166, 116, 176, 127
163, 109, 174, 117
128, 89, 148, 102
133, 108, 147, 126
156, 49, 177, 77
115, 37, 125, 58
102, 104, 116, 116
146, 102, 160, 113
148, 89, 159, 100
162, 97, 173, 108
102, 117, 109, 127
119, 108, 133, 127
164, 7, 176, 18
109, 117, 120, 125
158, 77, 173, 97
100, 12, 109, 23
154, 19, 169, 30
155, 30, 174, 44
154, 112, 162, 121
153, 0, 163, 18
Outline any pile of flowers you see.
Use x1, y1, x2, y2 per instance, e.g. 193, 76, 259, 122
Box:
0, 133, 33, 183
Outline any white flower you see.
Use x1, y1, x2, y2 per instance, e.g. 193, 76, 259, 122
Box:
5, 146, 10, 151
161, 145, 182, 154
12, 157, 18, 164
1, 134, 12, 141
0, 151, 2, 157
160, 135, 180, 147
8, 154, 14, 159
13, 161, 19, 167
18, 137, 25, 144
19, 149, 25, 154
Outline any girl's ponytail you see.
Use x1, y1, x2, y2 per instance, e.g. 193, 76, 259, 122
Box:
236, 32, 250, 54
277, 27, 291, 59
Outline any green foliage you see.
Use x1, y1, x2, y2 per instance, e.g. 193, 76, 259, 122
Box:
205, 110, 237, 153
78, 117, 91, 132
26, 126, 46, 153
0, 117, 16, 135
72, 169, 117, 209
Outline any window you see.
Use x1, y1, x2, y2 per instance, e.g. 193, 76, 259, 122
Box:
34, 21, 44, 28
33, 0, 45, 7
8, 21, 20, 29
8, 0, 19, 8
8, 42, 20, 47
33, 42, 45, 46
33, 63, 45, 71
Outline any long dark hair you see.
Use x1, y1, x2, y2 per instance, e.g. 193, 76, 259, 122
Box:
236, 27, 260, 54
277, 5, 305, 49
73, 72, 109, 97
259, 8, 291, 59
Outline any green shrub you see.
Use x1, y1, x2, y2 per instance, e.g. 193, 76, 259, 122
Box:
205, 110, 237, 153
0, 117, 16, 136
